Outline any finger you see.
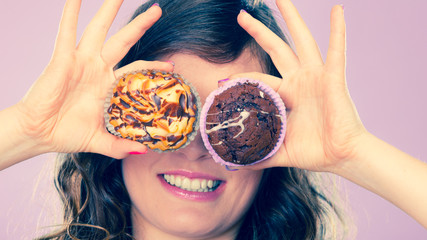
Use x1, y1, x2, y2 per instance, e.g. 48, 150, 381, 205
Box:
114, 60, 175, 80
325, 5, 346, 78
223, 72, 295, 109
252, 145, 292, 170
102, 5, 162, 67
53, 0, 82, 55
78, 0, 124, 52
223, 145, 290, 171
267, 145, 291, 167
90, 131, 147, 160
237, 10, 300, 77
276, 0, 323, 65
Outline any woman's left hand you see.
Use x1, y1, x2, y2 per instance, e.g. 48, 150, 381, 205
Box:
234, 1, 367, 172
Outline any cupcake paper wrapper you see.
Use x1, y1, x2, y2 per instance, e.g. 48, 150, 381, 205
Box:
200, 78, 287, 166
104, 69, 201, 153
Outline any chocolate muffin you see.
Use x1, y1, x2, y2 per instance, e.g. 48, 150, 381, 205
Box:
201, 79, 286, 166
105, 70, 200, 152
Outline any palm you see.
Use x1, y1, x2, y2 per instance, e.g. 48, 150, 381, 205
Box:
21, 52, 110, 151
50, 67, 111, 154
281, 67, 363, 171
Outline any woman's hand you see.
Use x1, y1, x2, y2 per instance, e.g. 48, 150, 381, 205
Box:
236, 0, 427, 228
234, 1, 366, 172
12, 0, 173, 162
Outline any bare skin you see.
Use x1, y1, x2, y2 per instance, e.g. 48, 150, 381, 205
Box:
0, 0, 426, 236
233, 3, 427, 228
0, 1, 173, 170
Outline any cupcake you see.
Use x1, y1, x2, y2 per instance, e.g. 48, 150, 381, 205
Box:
105, 70, 200, 152
200, 78, 286, 166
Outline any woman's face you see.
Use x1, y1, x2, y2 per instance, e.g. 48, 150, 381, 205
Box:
122, 51, 265, 240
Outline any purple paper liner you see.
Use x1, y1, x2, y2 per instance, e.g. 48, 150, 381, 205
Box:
200, 78, 287, 166
104, 69, 201, 153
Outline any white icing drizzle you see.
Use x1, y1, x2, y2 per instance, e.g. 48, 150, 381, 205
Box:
206, 110, 250, 138
259, 91, 264, 98
206, 110, 284, 140
260, 110, 284, 122
211, 141, 223, 146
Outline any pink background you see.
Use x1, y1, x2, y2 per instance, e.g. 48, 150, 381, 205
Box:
1, 0, 426, 239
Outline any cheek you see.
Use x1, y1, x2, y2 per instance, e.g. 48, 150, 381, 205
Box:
230, 170, 264, 195
122, 157, 155, 209
122, 157, 173, 227
122, 157, 149, 186
222, 170, 264, 221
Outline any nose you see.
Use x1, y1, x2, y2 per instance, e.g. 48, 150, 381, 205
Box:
177, 131, 211, 161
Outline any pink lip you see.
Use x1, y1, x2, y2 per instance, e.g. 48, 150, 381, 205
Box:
158, 170, 226, 202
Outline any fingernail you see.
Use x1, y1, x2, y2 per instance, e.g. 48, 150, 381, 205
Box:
152, 3, 159, 7
129, 151, 146, 155
225, 165, 239, 171
218, 78, 230, 87
340, 4, 345, 11
166, 60, 175, 67
240, 9, 247, 14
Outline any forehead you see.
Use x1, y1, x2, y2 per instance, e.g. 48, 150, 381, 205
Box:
165, 51, 263, 104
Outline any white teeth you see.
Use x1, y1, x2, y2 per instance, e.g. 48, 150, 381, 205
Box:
163, 174, 220, 192
175, 176, 182, 187
182, 178, 191, 189
191, 179, 201, 190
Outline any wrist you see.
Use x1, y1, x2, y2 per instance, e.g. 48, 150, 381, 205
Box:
0, 104, 50, 170
328, 131, 427, 228
329, 131, 403, 193
14, 101, 55, 149
328, 131, 377, 177
13, 102, 41, 142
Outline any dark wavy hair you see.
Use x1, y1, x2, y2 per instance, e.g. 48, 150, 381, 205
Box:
39, 0, 347, 239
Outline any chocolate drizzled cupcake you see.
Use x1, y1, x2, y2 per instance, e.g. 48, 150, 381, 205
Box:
105, 70, 200, 152
200, 78, 286, 166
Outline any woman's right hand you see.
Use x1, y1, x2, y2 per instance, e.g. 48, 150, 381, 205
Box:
233, 1, 365, 173
10, 0, 173, 164
234, 0, 427, 228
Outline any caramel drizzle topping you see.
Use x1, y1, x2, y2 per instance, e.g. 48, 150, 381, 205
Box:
108, 71, 197, 150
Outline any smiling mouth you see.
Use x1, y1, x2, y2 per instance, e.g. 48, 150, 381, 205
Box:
161, 174, 222, 192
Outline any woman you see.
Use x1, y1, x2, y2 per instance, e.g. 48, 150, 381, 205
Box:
1, 0, 426, 239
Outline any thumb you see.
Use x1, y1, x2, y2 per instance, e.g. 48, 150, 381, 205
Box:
90, 131, 147, 159
225, 144, 291, 171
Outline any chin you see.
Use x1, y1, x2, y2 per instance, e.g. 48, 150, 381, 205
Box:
159, 208, 231, 238
162, 221, 236, 240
